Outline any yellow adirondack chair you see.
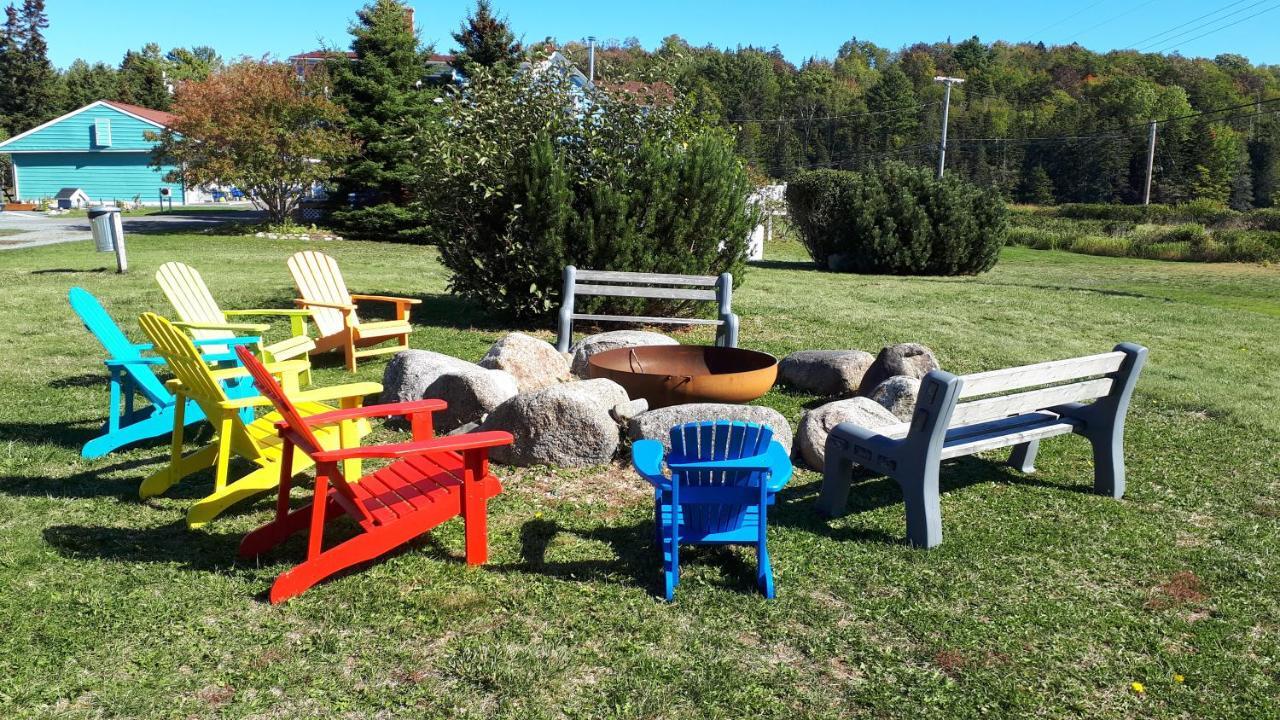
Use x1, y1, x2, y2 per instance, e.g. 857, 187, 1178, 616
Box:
156, 261, 317, 383
287, 250, 421, 372
137, 312, 382, 528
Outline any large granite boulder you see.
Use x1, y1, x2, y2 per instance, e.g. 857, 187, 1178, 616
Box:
778, 349, 875, 397
424, 367, 519, 432
796, 397, 900, 470
858, 343, 940, 394
569, 330, 678, 378
480, 379, 630, 467
381, 350, 476, 404
627, 403, 793, 454
478, 332, 570, 393
867, 375, 921, 421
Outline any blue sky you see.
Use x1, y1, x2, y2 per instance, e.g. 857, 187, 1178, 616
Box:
43, 0, 1278, 69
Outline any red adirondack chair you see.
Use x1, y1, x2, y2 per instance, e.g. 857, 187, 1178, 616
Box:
233, 346, 514, 603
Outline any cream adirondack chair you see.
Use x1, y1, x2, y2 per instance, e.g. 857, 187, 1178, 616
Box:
287, 250, 421, 372
156, 261, 317, 383
137, 312, 381, 528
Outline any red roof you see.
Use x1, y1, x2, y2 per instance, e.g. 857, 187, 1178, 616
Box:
290, 50, 358, 60
103, 100, 176, 128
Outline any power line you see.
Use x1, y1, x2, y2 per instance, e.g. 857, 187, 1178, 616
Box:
1128, 0, 1254, 49
1070, 0, 1163, 41
1150, 1, 1280, 53
1137, 0, 1273, 51
1020, 0, 1110, 42
727, 101, 939, 124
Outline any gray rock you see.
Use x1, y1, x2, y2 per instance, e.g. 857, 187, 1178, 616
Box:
627, 403, 793, 454
480, 379, 630, 467
610, 398, 650, 424
858, 343, 940, 394
380, 350, 476, 404
424, 367, 519, 432
868, 375, 921, 421
478, 332, 570, 392
569, 330, 678, 378
796, 397, 900, 470
778, 349, 875, 396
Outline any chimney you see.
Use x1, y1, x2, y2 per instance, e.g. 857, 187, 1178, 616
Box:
405, 7, 415, 34
587, 36, 596, 84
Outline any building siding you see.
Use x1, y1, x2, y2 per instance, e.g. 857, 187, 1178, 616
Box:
14, 153, 185, 204
2, 104, 165, 153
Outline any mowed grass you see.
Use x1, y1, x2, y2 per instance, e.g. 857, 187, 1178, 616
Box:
1, 231, 1278, 719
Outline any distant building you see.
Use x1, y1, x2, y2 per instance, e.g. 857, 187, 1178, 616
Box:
0, 100, 188, 206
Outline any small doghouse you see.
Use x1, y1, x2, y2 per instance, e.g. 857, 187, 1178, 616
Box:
54, 188, 91, 209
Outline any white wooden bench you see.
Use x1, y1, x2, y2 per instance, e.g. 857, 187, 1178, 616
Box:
816, 343, 1148, 548
555, 266, 739, 352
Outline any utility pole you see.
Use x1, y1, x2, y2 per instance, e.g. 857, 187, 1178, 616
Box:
934, 76, 964, 178
587, 36, 596, 85
1143, 120, 1157, 205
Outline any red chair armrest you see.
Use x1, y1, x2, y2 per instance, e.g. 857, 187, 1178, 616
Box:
312, 431, 513, 462
290, 399, 448, 429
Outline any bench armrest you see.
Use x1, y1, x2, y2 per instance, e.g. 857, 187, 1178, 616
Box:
827, 422, 903, 474
312, 430, 513, 462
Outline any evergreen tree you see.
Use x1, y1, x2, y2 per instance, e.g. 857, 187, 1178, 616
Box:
61, 59, 119, 111
864, 67, 919, 150
328, 0, 440, 241
450, 0, 521, 76
165, 46, 221, 84
117, 44, 171, 109
0, 0, 60, 134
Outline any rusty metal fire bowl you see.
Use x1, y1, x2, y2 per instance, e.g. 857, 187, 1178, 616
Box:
587, 345, 778, 408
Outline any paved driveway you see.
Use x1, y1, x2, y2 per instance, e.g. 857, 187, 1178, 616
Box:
0, 207, 265, 251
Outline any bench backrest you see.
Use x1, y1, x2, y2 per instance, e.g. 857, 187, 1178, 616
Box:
555, 266, 739, 352
899, 343, 1147, 452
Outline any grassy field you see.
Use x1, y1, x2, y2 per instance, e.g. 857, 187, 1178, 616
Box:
2, 230, 1279, 719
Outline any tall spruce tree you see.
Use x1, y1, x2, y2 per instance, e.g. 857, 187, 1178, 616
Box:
0, 0, 59, 134
117, 43, 171, 110
61, 59, 119, 111
450, 0, 521, 76
328, 0, 439, 241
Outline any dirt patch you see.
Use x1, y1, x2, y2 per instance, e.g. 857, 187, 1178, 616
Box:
195, 685, 235, 708
1146, 570, 1208, 610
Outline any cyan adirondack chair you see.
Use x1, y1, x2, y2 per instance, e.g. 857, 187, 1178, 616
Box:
68, 288, 259, 459
632, 421, 793, 601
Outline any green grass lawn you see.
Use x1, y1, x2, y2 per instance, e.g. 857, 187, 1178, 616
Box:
2, 231, 1278, 718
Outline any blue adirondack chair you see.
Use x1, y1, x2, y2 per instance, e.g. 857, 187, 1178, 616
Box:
632, 421, 793, 601
68, 288, 259, 459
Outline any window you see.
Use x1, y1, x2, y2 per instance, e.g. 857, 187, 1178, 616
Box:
93, 118, 112, 147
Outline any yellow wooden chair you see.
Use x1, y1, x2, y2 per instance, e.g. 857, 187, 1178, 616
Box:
137, 312, 382, 528
287, 250, 420, 372
157, 261, 317, 383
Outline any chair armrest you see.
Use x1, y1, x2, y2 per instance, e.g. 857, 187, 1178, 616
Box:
313, 430, 513, 462
223, 308, 314, 318
668, 455, 778, 473
286, 382, 383, 405
350, 294, 422, 305
191, 335, 261, 349
294, 299, 356, 311
294, 398, 447, 428
104, 356, 165, 367
173, 320, 272, 333
631, 439, 669, 489
130, 342, 154, 353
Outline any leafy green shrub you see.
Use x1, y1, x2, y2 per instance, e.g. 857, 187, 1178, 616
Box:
420, 68, 754, 320
1245, 208, 1280, 231
1056, 202, 1238, 226
1215, 230, 1280, 262
786, 163, 1006, 275
1140, 241, 1192, 261
328, 203, 433, 244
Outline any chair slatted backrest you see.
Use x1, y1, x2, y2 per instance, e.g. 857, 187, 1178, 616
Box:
155, 262, 233, 345
68, 288, 171, 406
948, 350, 1128, 428
138, 312, 263, 462
668, 421, 773, 534
233, 345, 368, 520
287, 251, 354, 338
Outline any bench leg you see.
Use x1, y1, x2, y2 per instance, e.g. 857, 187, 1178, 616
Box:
1008, 439, 1040, 474
816, 455, 854, 518
899, 466, 942, 549
1090, 435, 1126, 499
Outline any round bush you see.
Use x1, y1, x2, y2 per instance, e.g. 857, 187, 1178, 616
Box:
785, 163, 1007, 275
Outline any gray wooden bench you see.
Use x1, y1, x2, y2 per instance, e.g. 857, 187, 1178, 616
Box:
816, 343, 1147, 548
555, 266, 739, 352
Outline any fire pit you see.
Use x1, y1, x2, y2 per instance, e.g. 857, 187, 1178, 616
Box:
587, 345, 778, 409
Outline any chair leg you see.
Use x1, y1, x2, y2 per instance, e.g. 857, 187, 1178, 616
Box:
239, 495, 346, 558
186, 461, 286, 529
268, 516, 436, 603
1008, 439, 1040, 474
757, 539, 775, 599
343, 337, 357, 373
662, 524, 679, 602
815, 455, 854, 518
82, 408, 170, 459
899, 466, 943, 549
139, 443, 219, 499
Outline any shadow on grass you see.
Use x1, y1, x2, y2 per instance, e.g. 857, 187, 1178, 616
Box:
749, 259, 819, 271
43, 520, 252, 575
0, 419, 104, 450
30, 267, 112, 275
48, 373, 106, 389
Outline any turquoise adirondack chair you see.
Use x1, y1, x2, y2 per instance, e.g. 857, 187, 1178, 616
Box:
68, 288, 258, 459
632, 421, 793, 601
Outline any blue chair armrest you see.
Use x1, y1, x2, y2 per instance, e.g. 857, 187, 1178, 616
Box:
763, 441, 793, 492
104, 356, 165, 367
632, 439, 670, 489
191, 335, 261, 348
